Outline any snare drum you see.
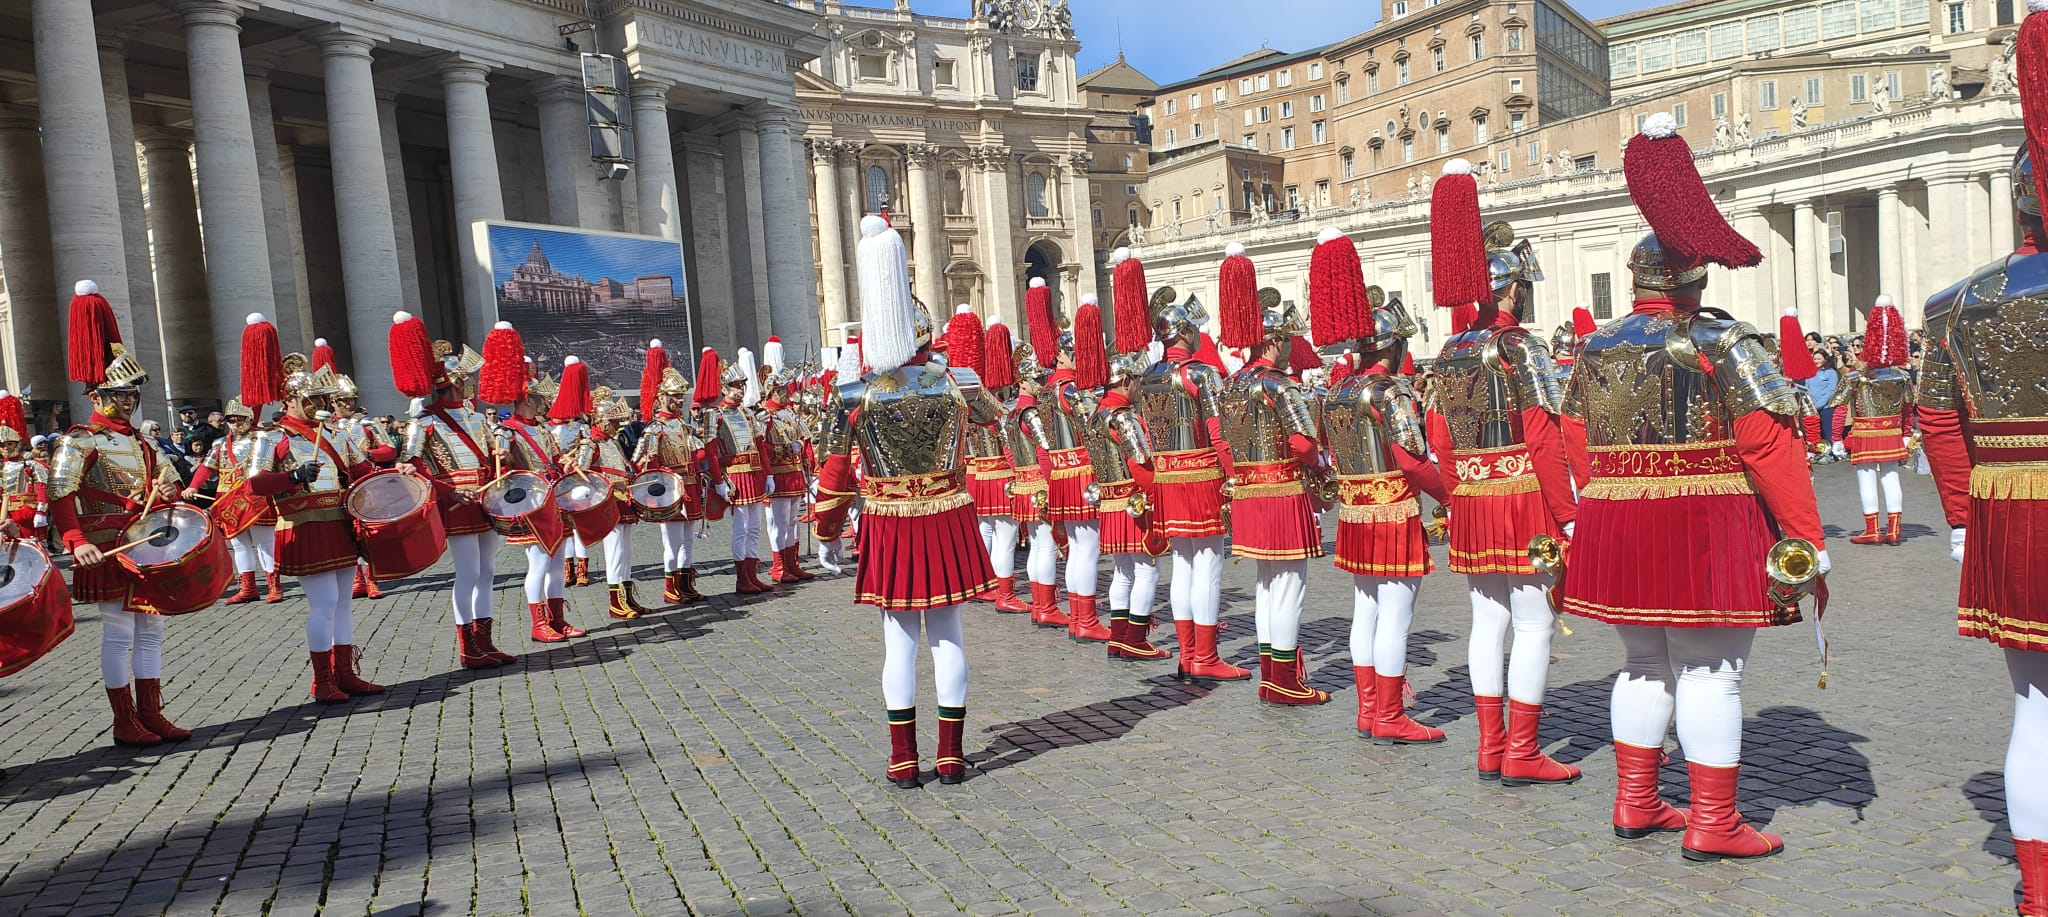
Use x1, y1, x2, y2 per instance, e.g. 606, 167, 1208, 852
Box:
117, 503, 232, 616
347, 469, 448, 580
0, 539, 73, 678
481, 471, 565, 549
630, 469, 685, 522
553, 474, 620, 546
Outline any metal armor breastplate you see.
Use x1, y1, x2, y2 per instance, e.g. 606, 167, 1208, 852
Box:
1006, 407, 1041, 465
1852, 368, 1911, 418
414, 409, 490, 472
86, 431, 148, 498
1568, 312, 1730, 446
845, 365, 968, 477
1433, 329, 1521, 450
506, 422, 558, 472
1323, 373, 1424, 475
2, 461, 33, 497
764, 410, 803, 465
1219, 368, 1311, 464
1078, 408, 1125, 483
1041, 383, 1085, 450
716, 409, 758, 456
649, 417, 705, 468
1136, 360, 1216, 451
283, 434, 344, 494
966, 422, 1005, 458
1943, 290, 2048, 420
591, 438, 631, 476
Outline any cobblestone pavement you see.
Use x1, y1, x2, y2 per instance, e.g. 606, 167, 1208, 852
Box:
0, 464, 2027, 916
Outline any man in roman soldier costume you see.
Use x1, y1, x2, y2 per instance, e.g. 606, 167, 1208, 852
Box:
634, 340, 711, 606
813, 216, 999, 788
331, 374, 392, 600
1919, 6, 2048, 908
1088, 350, 1171, 663
1560, 112, 1829, 861
1004, 332, 1061, 627
479, 324, 587, 643
51, 280, 192, 746
392, 313, 514, 669
245, 328, 390, 704
1216, 245, 1330, 705
185, 398, 279, 604
1827, 297, 1914, 545
0, 391, 45, 543
812, 340, 864, 575
1424, 159, 1581, 786
706, 347, 775, 595
951, 307, 1023, 610
757, 338, 816, 585
547, 357, 597, 590
1020, 282, 1111, 641
1310, 228, 1450, 741
567, 386, 652, 618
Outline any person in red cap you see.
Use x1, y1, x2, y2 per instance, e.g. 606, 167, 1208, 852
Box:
1002, 331, 1060, 626
478, 324, 587, 643
1558, 111, 1828, 862
185, 398, 281, 604
50, 279, 194, 746
812, 216, 999, 788
705, 347, 775, 595
330, 375, 394, 601
0, 390, 46, 544
547, 357, 598, 590
1089, 350, 1172, 663
562, 384, 651, 618
953, 307, 1024, 609
756, 339, 815, 584
1016, 281, 1110, 640
633, 341, 712, 606
1825, 296, 1913, 545
392, 314, 513, 669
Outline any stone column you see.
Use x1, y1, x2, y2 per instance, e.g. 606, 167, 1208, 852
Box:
0, 107, 63, 398
1989, 167, 2016, 257
719, 112, 770, 345
33, 0, 131, 419
137, 129, 216, 404
537, 76, 609, 230
375, 88, 424, 315
752, 104, 817, 353
834, 150, 863, 324
442, 58, 507, 343
1792, 199, 1820, 333
977, 147, 1020, 328
1064, 151, 1099, 297
1923, 176, 1967, 327
314, 28, 404, 416
630, 79, 681, 239
678, 132, 734, 354
904, 143, 945, 306
181, 0, 278, 401
1965, 173, 1992, 270
1875, 185, 1904, 319
812, 140, 851, 332
245, 58, 309, 351
97, 31, 169, 413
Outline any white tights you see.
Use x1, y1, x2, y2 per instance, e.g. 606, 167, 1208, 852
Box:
1108, 555, 1161, 614
99, 605, 164, 689
1468, 573, 1556, 704
659, 520, 696, 571
229, 525, 276, 575
881, 606, 967, 709
1026, 521, 1057, 586
1856, 462, 1904, 515
1253, 560, 1309, 651
1065, 521, 1101, 597
2006, 649, 2048, 840
302, 567, 356, 652
602, 524, 635, 584
446, 531, 501, 626
1167, 535, 1225, 624
767, 496, 800, 552
1350, 576, 1421, 676
524, 542, 567, 603
1610, 625, 1754, 767
728, 503, 764, 566
979, 517, 1019, 578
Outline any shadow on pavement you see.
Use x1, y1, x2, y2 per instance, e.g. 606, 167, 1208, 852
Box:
968, 679, 1213, 776
1965, 769, 2013, 858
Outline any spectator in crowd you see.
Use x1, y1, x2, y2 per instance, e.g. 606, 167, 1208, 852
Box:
1807, 354, 1843, 464
140, 420, 195, 483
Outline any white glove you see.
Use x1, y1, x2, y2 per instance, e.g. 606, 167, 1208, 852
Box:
407, 397, 426, 419
1815, 549, 1831, 577
715, 482, 730, 500
1563, 521, 1575, 539
1950, 527, 1967, 564
1794, 550, 1832, 595
31, 513, 46, 528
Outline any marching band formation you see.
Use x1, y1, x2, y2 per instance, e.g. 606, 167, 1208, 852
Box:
4, 13, 2048, 912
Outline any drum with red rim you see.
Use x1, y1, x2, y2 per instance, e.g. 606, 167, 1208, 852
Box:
553, 474, 620, 546
117, 503, 232, 616
347, 469, 448, 580
0, 539, 73, 678
630, 469, 686, 522
481, 471, 552, 538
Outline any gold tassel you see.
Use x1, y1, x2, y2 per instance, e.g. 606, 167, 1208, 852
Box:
1451, 475, 1541, 498
1969, 463, 2048, 500
1578, 474, 1753, 500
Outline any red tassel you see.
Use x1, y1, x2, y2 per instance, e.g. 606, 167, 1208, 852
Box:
1430, 165, 1490, 309
66, 282, 121, 387
0, 392, 25, 439
1572, 307, 1597, 337
1309, 230, 1368, 346
549, 358, 594, 421
1287, 335, 1322, 375
945, 307, 985, 376
1623, 120, 1761, 272
2020, 9, 2048, 215
1192, 332, 1226, 372
1777, 310, 1818, 381
310, 338, 336, 372
639, 341, 668, 422
1218, 245, 1261, 350
1111, 253, 1152, 354
1025, 279, 1057, 368
477, 322, 528, 405
1860, 303, 1908, 368
240, 314, 284, 406
692, 348, 722, 408
389, 312, 438, 399
1451, 303, 1479, 336
981, 322, 1017, 389
1073, 299, 1109, 389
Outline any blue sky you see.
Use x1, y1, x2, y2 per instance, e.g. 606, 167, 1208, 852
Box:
487, 225, 686, 291
844, 1, 1651, 87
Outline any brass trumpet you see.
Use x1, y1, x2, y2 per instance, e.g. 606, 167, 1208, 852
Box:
1082, 482, 1102, 509
1310, 470, 1341, 504
1219, 478, 1236, 501
1528, 533, 1571, 632
1003, 478, 1017, 499
1031, 489, 1048, 513
1765, 537, 1821, 606
1125, 488, 1149, 518
1424, 503, 1449, 545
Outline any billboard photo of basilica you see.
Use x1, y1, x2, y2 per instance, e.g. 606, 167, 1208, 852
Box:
485, 221, 694, 391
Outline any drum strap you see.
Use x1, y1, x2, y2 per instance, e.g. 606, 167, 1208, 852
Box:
429, 407, 489, 466
507, 424, 560, 477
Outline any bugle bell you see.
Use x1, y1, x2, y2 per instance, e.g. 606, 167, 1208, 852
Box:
1311, 471, 1340, 504
1766, 537, 1821, 607
1124, 488, 1149, 518
1527, 533, 1565, 577
1003, 478, 1017, 499
1219, 478, 1236, 501
1082, 482, 1102, 508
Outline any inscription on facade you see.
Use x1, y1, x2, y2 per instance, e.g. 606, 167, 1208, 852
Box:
799, 109, 977, 132
636, 20, 788, 75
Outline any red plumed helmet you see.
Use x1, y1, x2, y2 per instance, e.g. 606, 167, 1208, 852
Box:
66, 279, 122, 387
1110, 248, 1152, 354
1309, 228, 1369, 346
945, 304, 985, 376
1624, 113, 1762, 272
550, 356, 594, 421
310, 337, 336, 372
1327, 353, 1355, 384
240, 312, 284, 406
1025, 277, 1058, 368
1572, 306, 1598, 337
692, 347, 722, 407
0, 390, 24, 440
1450, 303, 1480, 336
1430, 160, 1490, 309
1860, 297, 1909, 368
981, 320, 1017, 389
1072, 296, 1109, 389
1218, 242, 1261, 350
1287, 335, 1323, 375
1400, 352, 1418, 376
1778, 307, 1819, 381
639, 339, 668, 422
1192, 332, 1227, 372
389, 311, 438, 399
477, 321, 528, 405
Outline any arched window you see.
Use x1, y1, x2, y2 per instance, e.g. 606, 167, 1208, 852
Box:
865, 164, 892, 214
1026, 170, 1050, 218
943, 169, 965, 215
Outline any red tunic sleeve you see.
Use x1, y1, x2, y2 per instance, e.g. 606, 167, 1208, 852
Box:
810, 451, 857, 539
50, 495, 87, 551
188, 464, 214, 491
1425, 410, 1459, 488
1394, 447, 1448, 504
1559, 414, 1592, 488
1520, 406, 1577, 527
1917, 407, 1972, 527
1733, 411, 1826, 546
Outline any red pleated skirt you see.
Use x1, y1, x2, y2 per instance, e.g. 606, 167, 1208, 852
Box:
1152, 448, 1226, 539
276, 519, 363, 577
1336, 515, 1431, 577
1010, 464, 1045, 523
1848, 414, 1908, 464
1044, 447, 1094, 521
1097, 481, 1164, 555
73, 558, 144, 606
855, 503, 998, 611
1229, 495, 1323, 560
769, 470, 807, 497
1560, 492, 1787, 628
727, 468, 769, 506
1448, 484, 1559, 576
441, 500, 494, 537
1958, 466, 2048, 653
969, 457, 1013, 518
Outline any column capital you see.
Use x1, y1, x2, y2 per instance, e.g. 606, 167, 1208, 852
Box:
308, 26, 386, 59
243, 50, 282, 80
95, 28, 131, 54
1926, 171, 1971, 188
374, 85, 400, 104
678, 131, 725, 158
437, 54, 498, 85
747, 100, 800, 129
904, 143, 942, 168
1876, 183, 1902, 200
535, 74, 585, 100
135, 125, 194, 153
176, 0, 254, 28
630, 78, 675, 105
807, 138, 840, 166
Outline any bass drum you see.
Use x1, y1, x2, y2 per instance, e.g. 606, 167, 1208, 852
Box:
629, 469, 685, 522
554, 474, 620, 546
347, 469, 448, 580
117, 503, 232, 616
0, 540, 73, 678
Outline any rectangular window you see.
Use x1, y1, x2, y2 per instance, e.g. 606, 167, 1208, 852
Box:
1342, 151, 1356, 178
1805, 77, 1823, 105
1366, 72, 1378, 94
1126, 184, 1139, 195
1821, 0, 1858, 38
1281, 126, 1296, 150
1710, 22, 1745, 61
1312, 120, 1326, 143
1860, 0, 1895, 31
1714, 93, 1728, 117
1244, 133, 1257, 150
1277, 69, 1293, 88
1309, 62, 1324, 79
1172, 199, 1182, 219
1674, 102, 1688, 126
1214, 193, 1224, 211
1016, 58, 1039, 91
1674, 29, 1709, 67
1640, 37, 1672, 72
1510, 78, 1524, 94
1315, 180, 1330, 204
1394, 0, 1409, 15
1286, 185, 1301, 209
1128, 207, 1139, 226
1310, 94, 1326, 112
1527, 141, 1540, 165
934, 58, 957, 87
1164, 128, 1176, 146
1240, 78, 1254, 95
1903, 0, 1932, 24
1216, 86, 1228, 103
1851, 73, 1867, 101
1507, 29, 1523, 51
1886, 70, 1901, 100
1190, 92, 1202, 110
1760, 80, 1779, 110
1423, 256, 1433, 293
1398, 60, 1411, 84
1783, 7, 1819, 45
1498, 150, 1511, 172
1280, 101, 1294, 118
1509, 111, 1525, 133
1192, 122, 1204, 139
1611, 43, 1638, 78
1746, 14, 1781, 53
1949, 2, 1967, 32
1433, 48, 1446, 73
1474, 115, 1489, 143
1256, 74, 1271, 91
857, 53, 888, 80
1258, 105, 1271, 122
1093, 208, 1103, 229
1573, 154, 1595, 172
1472, 34, 1485, 60
1591, 272, 1613, 319
1403, 137, 1415, 162
1165, 98, 1177, 115
1244, 109, 1255, 126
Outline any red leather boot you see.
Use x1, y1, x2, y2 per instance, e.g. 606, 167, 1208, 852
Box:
472, 617, 516, 664
529, 602, 565, 643
308, 651, 348, 703
1372, 673, 1444, 744
608, 586, 639, 619
224, 571, 258, 605
265, 571, 284, 603
1352, 665, 1377, 734
679, 570, 706, 602
331, 645, 386, 695
547, 598, 587, 638
934, 705, 967, 785
1612, 741, 1688, 839
1680, 762, 1784, 861
622, 582, 654, 615
1475, 695, 1507, 781
887, 709, 921, 789
363, 567, 382, 599
1105, 612, 1128, 659
1849, 513, 1883, 545
1500, 700, 1581, 785
785, 545, 817, 580
1029, 582, 1069, 628
663, 571, 685, 604
457, 624, 500, 669
133, 678, 191, 741
352, 566, 369, 599
768, 546, 790, 583
2015, 837, 2047, 917
735, 559, 772, 594
105, 686, 163, 746
992, 576, 1031, 613
1173, 619, 1197, 679
1181, 623, 1252, 680
1114, 613, 1171, 661
1885, 511, 1903, 545
1257, 647, 1330, 705
1067, 594, 1111, 641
